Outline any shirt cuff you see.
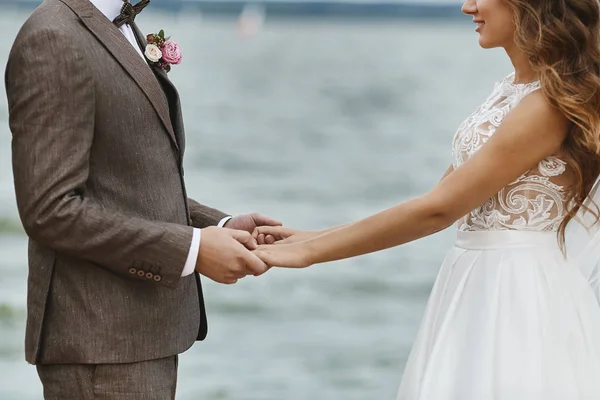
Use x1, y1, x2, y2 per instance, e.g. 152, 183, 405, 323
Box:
217, 216, 233, 228
181, 228, 201, 277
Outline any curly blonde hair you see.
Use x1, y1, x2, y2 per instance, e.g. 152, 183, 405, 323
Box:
505, 0, 600, 248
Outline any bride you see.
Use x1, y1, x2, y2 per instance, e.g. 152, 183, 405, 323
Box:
252, 0, 600, 398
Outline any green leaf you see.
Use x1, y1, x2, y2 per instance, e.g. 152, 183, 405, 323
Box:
159, 29, 165, 39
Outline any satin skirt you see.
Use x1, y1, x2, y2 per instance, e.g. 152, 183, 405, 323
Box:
396, 230, 600, 400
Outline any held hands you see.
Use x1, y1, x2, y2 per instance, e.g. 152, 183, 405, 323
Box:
251, 226, 319, 269
224, 213, 282, 244
195, 226, 268, 284
195, 213, 283, 284
194, 216, 316, 284
224, 213, 318, 268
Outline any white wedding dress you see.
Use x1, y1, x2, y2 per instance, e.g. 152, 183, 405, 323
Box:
396, 73, 600, 400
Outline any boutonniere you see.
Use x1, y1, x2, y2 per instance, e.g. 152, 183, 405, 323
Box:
144, 29, 182, 73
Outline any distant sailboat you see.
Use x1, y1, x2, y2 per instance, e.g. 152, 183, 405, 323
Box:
236, 3, 266, 37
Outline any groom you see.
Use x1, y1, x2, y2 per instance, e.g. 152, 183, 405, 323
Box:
4, 0, 279, 398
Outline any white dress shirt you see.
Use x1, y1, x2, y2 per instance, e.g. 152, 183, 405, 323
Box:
89, 0, 232, 277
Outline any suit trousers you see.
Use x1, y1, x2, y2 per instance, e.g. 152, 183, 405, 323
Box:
36, 355, 178, 400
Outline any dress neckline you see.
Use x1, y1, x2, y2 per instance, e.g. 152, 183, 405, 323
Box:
502, 71, 540, 89
495, 72, 541, 98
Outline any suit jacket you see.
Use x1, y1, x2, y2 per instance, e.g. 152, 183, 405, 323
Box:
4, 0, 227, 365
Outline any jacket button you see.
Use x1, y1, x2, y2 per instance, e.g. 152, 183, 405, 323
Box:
137, 270, 145, 277
145, 272, 154, 279
153, 275, 162, 282
129, 268, 137, 275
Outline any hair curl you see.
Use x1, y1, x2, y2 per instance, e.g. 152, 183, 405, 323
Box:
505, 0, 600, 249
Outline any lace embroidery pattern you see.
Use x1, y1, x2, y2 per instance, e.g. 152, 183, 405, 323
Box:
452, 72, 568, 232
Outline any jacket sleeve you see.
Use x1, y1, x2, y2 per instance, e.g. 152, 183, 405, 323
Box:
187, 198, 229, 228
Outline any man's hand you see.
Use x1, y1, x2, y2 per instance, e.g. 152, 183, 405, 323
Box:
224, 213, 282, 244
195, 226, 269, 284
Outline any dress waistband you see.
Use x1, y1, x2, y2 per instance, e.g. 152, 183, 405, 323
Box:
455, 230, 560, 250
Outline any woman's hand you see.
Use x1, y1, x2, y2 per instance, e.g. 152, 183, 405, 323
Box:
253, 243, 313, 269
252, 226, 321, 245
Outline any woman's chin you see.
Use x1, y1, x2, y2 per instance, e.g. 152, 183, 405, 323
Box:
478, 37, 498, 49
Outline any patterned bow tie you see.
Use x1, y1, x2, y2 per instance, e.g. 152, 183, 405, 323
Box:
113, 0, 150, 28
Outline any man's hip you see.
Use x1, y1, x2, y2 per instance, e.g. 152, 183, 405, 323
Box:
27, 255, 202, 364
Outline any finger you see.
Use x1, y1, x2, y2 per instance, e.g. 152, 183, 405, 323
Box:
233, 271, 247, 279
265, 235, 275, 244
258, 233, 266, 245
254, 226, 289, 240
275, 237, 294, 245
254, 264, 272, 276
251, 213, 283, 227
229, 229, 258, 250
252, 259, 272, 276
253, 264, 271, 277
252, 248, 278, 270
243, 251, 269, 275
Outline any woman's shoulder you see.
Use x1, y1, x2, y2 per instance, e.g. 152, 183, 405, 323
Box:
503, 88, 569, 146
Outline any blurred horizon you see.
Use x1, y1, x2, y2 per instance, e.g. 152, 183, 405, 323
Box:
0, 0, 467, 19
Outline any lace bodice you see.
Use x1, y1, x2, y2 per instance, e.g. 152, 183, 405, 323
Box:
452, 72, 571, 232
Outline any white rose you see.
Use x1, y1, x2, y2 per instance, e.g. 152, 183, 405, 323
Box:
145, 44, 162, 63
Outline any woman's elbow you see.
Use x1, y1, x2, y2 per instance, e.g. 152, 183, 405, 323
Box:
419, 195, 459, 234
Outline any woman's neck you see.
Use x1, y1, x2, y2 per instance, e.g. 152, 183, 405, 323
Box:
505, 44, 538, 84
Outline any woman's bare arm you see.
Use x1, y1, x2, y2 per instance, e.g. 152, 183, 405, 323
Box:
255, 91, 569, 267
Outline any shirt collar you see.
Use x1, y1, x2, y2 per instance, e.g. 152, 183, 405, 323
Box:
89, 0, 124, 22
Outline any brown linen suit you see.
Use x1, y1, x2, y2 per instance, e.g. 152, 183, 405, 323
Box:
5, 0, 226, 396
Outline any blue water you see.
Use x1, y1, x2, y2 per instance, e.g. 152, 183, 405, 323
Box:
0, 9, 512, 399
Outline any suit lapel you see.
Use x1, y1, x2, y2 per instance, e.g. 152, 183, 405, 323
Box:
150, 64, 186, 156
131, 23, 186, 158
59, 0, 179, 151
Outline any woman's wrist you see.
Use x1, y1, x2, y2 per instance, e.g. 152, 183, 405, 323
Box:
301, 240, 319, 267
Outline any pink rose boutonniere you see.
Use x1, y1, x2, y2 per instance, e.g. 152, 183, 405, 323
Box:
145, 29, 182, 73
